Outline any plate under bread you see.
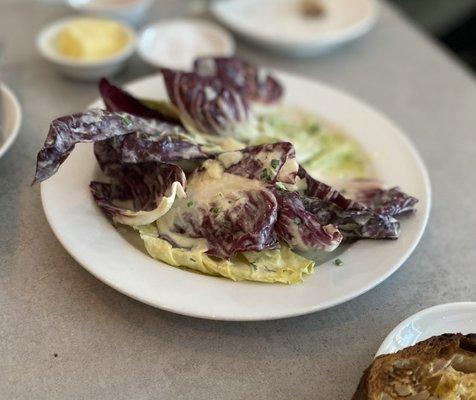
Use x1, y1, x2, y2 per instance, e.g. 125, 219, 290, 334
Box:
377, 302, 476, 356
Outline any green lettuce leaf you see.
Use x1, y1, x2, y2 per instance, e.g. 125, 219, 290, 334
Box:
255, 107, 370, 182
136, 224, 315, 284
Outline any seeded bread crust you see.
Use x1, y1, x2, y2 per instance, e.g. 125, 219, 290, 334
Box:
352, 333, 476, 400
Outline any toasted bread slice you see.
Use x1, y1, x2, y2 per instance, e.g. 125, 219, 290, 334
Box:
353, 333, 476, 400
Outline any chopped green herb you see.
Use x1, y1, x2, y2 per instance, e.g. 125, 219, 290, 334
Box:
275, 182, 288, 191
190, 258, 196, 262
334, 258, 344, 267
187, 201, 194, 207
210, 207, 220, 215
270, 159, 280, 169
307, 121, 320, 134
250, 262, 258, 271
293, 217, 301, 225
122, 115, 133, 127
260, 168, 272, 182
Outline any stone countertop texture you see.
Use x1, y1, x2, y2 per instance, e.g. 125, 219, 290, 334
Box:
0, 0, 475, 398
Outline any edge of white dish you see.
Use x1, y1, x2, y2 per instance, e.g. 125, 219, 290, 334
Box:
137, 18, 235, 70
0, 83, 22, 159
376, 302, 476, 356
211, 0, 378, 56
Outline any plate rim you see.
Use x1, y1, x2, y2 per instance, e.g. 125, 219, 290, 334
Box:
0, 82, 22, 159
376, 302, 476, 356
40, 70, 431, 321
210, 0, 378, 50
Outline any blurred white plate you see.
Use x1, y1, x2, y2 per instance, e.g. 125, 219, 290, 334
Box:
0, 83, 22, 159
41, 70, 430, 321
377, 302, 476, 356
211, 0, 377, 56
138, 19, 235, 70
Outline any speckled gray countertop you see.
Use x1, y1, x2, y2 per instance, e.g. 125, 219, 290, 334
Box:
1, 1, 475, 399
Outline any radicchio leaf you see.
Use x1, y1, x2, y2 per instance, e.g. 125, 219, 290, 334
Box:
300, 195, 401, 240
120, 132, 209, 163
353, 186, 418, 217
157, 161, 279, 259
34, 109, 187, 183
161, 68, 250, 136
193, 57, 283, 104
296, 167, 408, 239
99, 78, 180, 124
93, 133, 208, 210
90, 163, 186, 226
274, 190, 342, 252
94, 137, 126, 178
298, 166, 364, 211
219, 142, 298, 183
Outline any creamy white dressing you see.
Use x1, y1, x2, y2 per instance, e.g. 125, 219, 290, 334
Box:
113, 181, 186, 226
277, 157, 299, 183
156, 159, 266, 250
282, 175, 307, 192
199, 134, 245, 152
217, 151, 243, 168
188, 159, 264, 202
157, 230, 209, 252
255, 148, 283, 173
285, 221, 340, 252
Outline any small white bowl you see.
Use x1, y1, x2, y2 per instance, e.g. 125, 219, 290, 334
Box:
138, 18, 235, 70
37, 17, 136, 81
68, 0, 154, 26
376, 302, 476, 356
0, 82, 22, 159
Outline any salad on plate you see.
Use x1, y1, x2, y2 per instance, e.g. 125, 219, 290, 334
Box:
34, 57, 418, 284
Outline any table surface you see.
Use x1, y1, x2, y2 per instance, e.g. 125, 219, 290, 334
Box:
1, 1, 475, 399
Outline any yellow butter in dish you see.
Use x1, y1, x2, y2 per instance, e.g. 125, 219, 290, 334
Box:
56, 18, 130, 61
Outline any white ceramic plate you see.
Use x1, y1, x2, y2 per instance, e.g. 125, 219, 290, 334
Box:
40, 71, 430, 321
211, 0, 377, 56
377, 302, 476, 356
138, 19, 235, 70
0, 83, 22, 159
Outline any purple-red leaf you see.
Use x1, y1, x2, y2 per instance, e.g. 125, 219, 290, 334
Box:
34, 109, 188, 184
298, 166, 365, 211
220, 142, 297, 183
99, 78, 179, 124
157, 163, 279, 259
193, 57, 283, 104
274, 190, 342, 252
169, 189, 278, 259
162, 68, 250, 136
90, 163, 186, 220
301, 195, 401, 240
120, 132, 209, 163
353, 186, 418, 217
